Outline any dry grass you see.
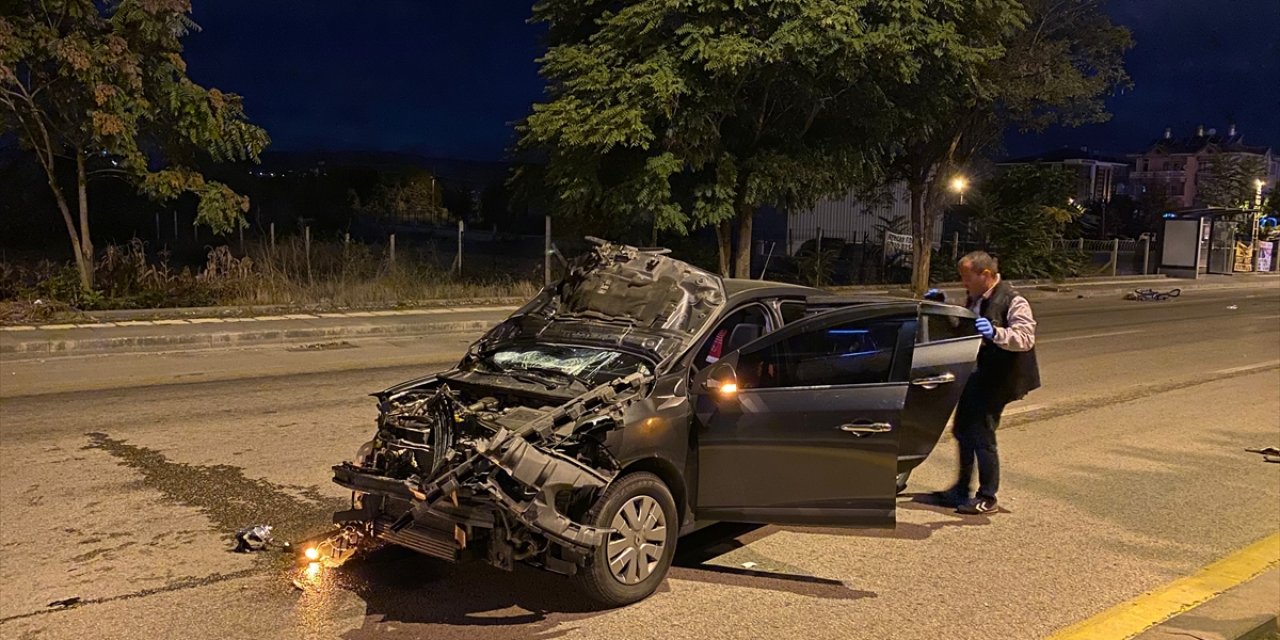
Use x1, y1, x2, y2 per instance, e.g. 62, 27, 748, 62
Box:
212, 237, 539, 307
0, 237, 540, 321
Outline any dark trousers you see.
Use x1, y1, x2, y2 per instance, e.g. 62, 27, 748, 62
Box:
952, 380, 1007, 500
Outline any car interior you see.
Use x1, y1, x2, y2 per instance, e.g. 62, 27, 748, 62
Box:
691, 304, 772, 371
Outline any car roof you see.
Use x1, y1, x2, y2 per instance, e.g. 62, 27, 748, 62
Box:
809, 293, 961, 313
722, 279, 963, 315
722, 278, 820, 302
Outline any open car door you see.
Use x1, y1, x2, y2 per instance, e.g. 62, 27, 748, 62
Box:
691, 303, 919, 527
897, 303, 982, 479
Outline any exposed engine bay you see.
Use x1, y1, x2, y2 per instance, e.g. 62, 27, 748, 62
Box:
324, 239, 722, 575
329, 370, 648, 573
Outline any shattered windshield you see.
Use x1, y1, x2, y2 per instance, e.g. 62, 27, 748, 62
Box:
470, 344, 652, 388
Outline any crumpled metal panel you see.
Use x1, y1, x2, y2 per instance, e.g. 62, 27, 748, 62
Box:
473, 240, 725, 363
473, 429, 612, 549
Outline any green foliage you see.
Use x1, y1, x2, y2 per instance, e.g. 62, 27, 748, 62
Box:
353, 171, 450, 225
795, 239, 842, 287
973, 165, 1084, 279
1263, 189, 1280, 218
1, 0, 269, 273
1197, 155, 1268, 209
516, 0, 1027, 274
888, 0, 1132, 291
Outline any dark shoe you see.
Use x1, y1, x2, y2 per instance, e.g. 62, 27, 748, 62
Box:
957, 496, 998, 515
931, 486, 969, 508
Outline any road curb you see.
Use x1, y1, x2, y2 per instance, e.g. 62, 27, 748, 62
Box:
1048, 534, 1280, 640
0, 318, 498, 358
1131, 566, 1279, 640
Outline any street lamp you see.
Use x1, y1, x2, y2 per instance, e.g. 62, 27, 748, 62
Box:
950, 176, 968, 204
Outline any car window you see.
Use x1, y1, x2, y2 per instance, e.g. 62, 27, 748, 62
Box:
918, 313, 977, 344
779, 301, 806, 325
737, 316, 911, 389
692, 305, 772, 370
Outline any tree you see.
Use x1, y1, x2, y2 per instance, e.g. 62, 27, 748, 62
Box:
0, 1, 268, 289
516, 0, 1023, 278
1263, 188, 1280, 218
353, 171, 449, 224
888, 0, 1132, 293
972, 165, 1082, 279
1198, 154, 1268, 209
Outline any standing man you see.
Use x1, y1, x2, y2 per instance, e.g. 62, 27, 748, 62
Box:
934, 251, 1040, 515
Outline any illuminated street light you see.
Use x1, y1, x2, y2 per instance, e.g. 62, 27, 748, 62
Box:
950, 176, 968, 204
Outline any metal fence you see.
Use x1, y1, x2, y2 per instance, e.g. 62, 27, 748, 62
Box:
1052, 238, 1154, 276
161, 212, 1158, 289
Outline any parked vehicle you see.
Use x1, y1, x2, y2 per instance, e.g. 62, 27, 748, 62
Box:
323, 238, 981, 606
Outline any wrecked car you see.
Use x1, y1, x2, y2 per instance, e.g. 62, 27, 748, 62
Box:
326, 238, 981, 606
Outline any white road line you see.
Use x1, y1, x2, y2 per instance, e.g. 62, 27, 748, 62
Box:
1213, 360, 1280, 375
1040, 329, 1143, 344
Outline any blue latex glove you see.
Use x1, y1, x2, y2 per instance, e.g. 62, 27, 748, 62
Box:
924, 288, 946, 302
975, 317, 996, 340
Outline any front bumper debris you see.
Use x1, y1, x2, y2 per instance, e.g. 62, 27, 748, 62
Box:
472, 428, 610, 549
332, 371, 650, 558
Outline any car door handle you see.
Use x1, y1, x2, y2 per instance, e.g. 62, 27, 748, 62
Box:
839, 422, 892, 436
911, 372, 956, 389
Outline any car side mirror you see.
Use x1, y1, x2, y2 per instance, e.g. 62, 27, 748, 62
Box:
695, 362, 739, 399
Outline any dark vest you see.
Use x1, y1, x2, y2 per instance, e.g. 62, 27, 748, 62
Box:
972, 280, 1041, 404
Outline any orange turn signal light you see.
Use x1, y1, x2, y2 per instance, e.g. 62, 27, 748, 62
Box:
718, 382, 738, 395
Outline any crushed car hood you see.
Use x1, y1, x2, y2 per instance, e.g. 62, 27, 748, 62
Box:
470, 239, 726, 365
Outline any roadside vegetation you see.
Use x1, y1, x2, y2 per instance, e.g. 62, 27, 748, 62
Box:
2, 0, 1141, 321
0, 238, 539, 323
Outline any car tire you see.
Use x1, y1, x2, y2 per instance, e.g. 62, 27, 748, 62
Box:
570, 471, 679, 607
895, 470, 912, 495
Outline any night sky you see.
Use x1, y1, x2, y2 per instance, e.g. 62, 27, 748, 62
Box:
182, 0, 1280, 163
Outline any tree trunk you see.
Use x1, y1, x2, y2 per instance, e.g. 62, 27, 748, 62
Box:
908, 178, 932, 295
75, 152, 94, 289
39, 153, 90, 290
715, 220, 732, 277
734, 206, 753, 279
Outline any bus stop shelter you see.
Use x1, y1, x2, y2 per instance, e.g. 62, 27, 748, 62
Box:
1158, 207, 1258, 278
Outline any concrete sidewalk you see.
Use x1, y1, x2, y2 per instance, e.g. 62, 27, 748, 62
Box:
2, 272, 1276, 359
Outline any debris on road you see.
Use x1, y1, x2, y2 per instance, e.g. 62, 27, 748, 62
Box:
1125, 288, 1182, 301
1227, 304, 1239, 310
1246, 447, 1280, 463
47, 597, 82, 609
303, 525, 367, 568
233, 524, 292, 552
286, 340, 357, 352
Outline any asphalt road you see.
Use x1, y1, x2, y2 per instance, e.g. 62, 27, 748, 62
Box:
1, 286, 1278, 640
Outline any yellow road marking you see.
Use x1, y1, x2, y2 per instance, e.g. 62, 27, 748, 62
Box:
1046, 532, 1280, 640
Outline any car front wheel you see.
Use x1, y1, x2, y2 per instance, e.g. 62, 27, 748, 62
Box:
570, 471, 679, 607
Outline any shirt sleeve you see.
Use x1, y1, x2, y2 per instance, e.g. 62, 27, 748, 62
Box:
993, 295, 1036, 352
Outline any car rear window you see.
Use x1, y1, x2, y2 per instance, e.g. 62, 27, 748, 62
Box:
919, 314, 977, 343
